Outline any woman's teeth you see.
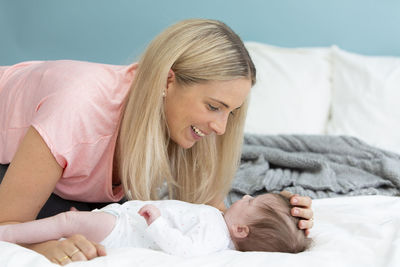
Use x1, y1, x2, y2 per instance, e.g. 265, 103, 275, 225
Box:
191, 125, 205, 137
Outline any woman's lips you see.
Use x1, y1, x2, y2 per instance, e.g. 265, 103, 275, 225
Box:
190, 125, 205, 140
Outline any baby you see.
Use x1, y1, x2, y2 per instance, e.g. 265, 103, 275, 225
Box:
0, 193, 311, 257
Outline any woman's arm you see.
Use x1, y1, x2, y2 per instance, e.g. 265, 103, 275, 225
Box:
0, 126, 62, 223
0, 126, 105, 264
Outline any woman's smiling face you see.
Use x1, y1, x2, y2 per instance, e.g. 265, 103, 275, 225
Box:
164, 76, 251, 149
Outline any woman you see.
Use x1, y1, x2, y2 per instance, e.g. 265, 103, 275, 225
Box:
0, 19, 313, 265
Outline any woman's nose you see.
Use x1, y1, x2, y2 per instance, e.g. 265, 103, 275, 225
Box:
209, 114, 228, 135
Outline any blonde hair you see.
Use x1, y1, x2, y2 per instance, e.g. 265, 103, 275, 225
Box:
117, 19, 256, 205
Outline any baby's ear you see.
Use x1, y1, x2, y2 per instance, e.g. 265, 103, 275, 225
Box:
230, 224, 250, 239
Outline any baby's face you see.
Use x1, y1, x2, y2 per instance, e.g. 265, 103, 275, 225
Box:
224, 194, 266, 226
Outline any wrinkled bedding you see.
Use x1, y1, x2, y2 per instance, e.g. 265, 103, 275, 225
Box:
227, 134, 400, 204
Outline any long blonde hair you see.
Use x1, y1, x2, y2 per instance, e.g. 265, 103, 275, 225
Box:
117, 19, 256, 205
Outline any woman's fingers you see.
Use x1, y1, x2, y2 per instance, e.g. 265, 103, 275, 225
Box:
291, 206, 314, 220
67, 248, 87, 262
305, 229, 311, 236
281, 191, 313, 209
69, 234, 99, 260
56, 255, 72, 265
52, 248, 73, 265
24, 237, 103, 266
298, 218, 314, 231
54, 237, 87, 265
280, 190, 293, 200
280, 191, 314, 232
50, 234, 105, 265
93, 242, 107, 257
64, 245, 85, 262
290, 195, 312, 209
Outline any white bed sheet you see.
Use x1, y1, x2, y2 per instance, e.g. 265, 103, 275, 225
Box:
1, 195, 399, 267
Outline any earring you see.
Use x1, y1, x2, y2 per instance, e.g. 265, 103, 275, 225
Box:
162, 90, 166, 97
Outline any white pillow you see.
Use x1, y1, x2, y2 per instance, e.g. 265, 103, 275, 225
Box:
326, 46, 400, 154
244, 42, 331, 135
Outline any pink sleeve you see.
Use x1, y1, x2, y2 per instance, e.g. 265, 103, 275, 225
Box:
1, 60, 134, 202
31, 61, 123, 168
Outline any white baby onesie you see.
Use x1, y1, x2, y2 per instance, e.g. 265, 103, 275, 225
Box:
97, 200, 234, 257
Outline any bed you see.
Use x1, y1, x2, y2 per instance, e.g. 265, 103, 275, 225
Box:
1, 42, 400, 266
2, 196, 400, 267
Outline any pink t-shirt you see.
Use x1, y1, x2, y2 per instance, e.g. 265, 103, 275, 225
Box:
0, 60, 137, 202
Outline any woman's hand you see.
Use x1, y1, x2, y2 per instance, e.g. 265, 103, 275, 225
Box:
24, 234, 106, 265
280, 191, 314, 235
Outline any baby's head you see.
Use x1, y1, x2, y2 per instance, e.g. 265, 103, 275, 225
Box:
223, 193, 311, 253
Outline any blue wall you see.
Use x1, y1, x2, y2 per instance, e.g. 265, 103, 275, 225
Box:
1, 0, 400, 65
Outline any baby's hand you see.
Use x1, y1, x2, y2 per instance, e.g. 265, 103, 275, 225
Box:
138, 204, 161, 225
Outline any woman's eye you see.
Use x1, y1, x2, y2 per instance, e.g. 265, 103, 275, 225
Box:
229, 111, 235, 116
208, 104, 219, 111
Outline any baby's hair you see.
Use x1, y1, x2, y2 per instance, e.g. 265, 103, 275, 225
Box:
235, 193, 312, 253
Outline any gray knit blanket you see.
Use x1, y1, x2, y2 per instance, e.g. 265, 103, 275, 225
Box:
226, 134, 400, 205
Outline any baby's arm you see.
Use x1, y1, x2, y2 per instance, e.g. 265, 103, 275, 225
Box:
0, 211, 116, 244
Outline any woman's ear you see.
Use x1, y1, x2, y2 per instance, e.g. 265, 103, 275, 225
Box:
166, 69, 175, 90
168, 69, 175, 78
230, 224, 250, 239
